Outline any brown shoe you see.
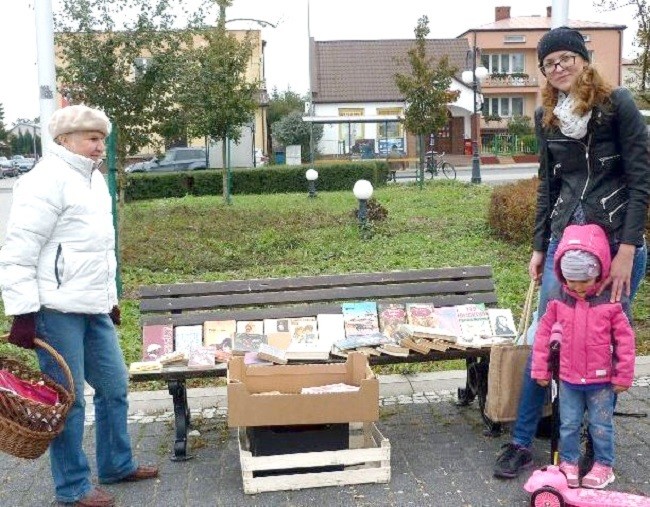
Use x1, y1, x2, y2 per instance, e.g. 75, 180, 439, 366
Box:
120, 465, 159, 482
74, 487, 115, 507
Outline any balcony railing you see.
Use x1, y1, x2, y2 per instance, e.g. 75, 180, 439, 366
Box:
481, 73, 538, 88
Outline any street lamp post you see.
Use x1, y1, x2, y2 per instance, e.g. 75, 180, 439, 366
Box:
305, 168, 318, 198
461, 44, 488, 184
353, 179, 374, 240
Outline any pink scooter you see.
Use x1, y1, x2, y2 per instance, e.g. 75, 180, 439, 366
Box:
524, 465, 650, 506
523, 331, 650, 507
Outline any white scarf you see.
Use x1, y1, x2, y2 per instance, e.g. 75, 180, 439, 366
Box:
554, 92, 592, 139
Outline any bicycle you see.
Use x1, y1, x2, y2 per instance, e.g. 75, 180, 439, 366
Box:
424, 151, 456, 180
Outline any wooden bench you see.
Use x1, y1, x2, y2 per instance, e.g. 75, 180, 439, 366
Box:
131, 266, 503, 460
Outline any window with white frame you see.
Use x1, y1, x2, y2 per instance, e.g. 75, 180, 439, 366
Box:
376, 107, 404, 138
483, 97, 524, 118
504, 35, 526, 43
482, 53, 525, 74
338, 108, 365, 143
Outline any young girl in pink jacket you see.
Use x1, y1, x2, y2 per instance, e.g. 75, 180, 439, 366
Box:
531, 224, 635, 490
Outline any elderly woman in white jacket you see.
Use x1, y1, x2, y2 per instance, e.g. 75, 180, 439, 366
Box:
0, 105, 157, 507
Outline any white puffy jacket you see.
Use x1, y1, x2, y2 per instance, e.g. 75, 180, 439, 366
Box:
0, 143, 117, 316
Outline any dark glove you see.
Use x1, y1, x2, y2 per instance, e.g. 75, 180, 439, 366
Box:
9, 313, 37, 349
109, 305, 121, 326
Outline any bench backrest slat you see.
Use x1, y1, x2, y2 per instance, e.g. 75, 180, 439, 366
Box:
140, 278, 495, 313
139, 266, 498, 328
139, 266, 493, 299
141, 292, 499, 327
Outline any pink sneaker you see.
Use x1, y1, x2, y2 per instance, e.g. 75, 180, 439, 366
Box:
559, 461, 580, 488
582, 463, 615, 489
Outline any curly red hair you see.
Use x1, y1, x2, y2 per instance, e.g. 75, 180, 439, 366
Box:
540, 66, 613, 129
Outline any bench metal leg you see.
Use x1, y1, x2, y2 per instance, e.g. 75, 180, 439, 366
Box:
168, 379, 193, 461
457, 357, 502, 437
456, 357, 477, 406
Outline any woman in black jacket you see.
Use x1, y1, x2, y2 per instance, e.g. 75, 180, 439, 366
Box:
494, 26, 649, 480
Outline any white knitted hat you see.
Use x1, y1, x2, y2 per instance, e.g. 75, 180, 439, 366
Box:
560, 250, 601, 281
49, 105, 111, 139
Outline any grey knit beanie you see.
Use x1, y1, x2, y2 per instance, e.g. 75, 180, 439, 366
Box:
537, 26, 590, 66
560, 250, 601, 281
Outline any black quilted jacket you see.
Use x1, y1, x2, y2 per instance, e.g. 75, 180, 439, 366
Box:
532, 87, 650, 252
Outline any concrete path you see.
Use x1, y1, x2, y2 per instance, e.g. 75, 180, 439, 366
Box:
2, 361, 648, 506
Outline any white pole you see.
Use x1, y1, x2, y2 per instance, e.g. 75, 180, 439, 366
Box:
34, 0, 58, 154
551, 0, 569, 28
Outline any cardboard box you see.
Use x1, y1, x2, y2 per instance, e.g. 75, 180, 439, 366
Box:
227, 352, 379, 427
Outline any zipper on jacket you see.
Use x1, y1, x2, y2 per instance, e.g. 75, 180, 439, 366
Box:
550, 196, 564, 219
55, 244, 62, 288
553, 163, 561, 176
599, 155, 619, 167
600, 187, 624, 209
609, 201, 628, 222
580, 134, 592, 201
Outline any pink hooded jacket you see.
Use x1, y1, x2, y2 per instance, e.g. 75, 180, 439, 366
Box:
531, 224, 636, 388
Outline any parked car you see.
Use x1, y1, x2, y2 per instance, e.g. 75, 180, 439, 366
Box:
128, 148, 207, 173
0, 156, 19, 178
124, 157, 157, 173
13, 156, 36, 172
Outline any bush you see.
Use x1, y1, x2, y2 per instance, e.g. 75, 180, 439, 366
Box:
124, 161, 390, 202
488, 177, 539, 244
489, 178, 650, 248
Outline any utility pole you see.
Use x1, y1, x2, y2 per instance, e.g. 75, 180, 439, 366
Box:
34, 0, 58, 154
551, 0, 569, 27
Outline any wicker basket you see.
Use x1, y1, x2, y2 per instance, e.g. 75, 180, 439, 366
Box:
0, 338, 75, 459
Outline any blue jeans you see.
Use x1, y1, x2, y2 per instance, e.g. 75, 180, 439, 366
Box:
35, 309, 137, 503
559, 382, 615, 466
512, 239, 647, 448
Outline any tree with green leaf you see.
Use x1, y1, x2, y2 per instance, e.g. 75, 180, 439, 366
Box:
271, 110, 323, 162
177, 0, 260, 201
0, 104, 8, 144
54, 0, 199, 170
595, 0, 649, 103
266, 88, 309, 157
394, 16, 460, 179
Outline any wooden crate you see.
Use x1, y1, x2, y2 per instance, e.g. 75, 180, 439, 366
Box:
238, 422, 391, 494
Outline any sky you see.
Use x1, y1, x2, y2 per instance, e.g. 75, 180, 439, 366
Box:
0, 0, 641, 128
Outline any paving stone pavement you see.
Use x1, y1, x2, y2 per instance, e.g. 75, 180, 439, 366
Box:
1, 378, 648, 507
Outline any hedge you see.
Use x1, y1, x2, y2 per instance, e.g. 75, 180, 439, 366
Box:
124, 161, 390, 201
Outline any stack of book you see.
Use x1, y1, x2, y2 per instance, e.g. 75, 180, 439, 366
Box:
133, 301, 518, 371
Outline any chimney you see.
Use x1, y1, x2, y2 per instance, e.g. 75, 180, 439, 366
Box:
547, 6, 552, 17
495, 6, 511, 21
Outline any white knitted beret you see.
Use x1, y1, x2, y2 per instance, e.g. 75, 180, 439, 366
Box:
49, 105, 112, 139
560, 250, 601, 281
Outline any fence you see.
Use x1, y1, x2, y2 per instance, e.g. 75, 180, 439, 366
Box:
480, 134, 538, 156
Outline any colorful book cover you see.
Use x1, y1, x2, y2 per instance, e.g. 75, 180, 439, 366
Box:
233, 332, 267, 353
142, 324, 174, 361
488, 308, 517, 338
263, 318, 292, 350
455, 304, 493, 347
377, 302, 408, 342
187, 345, 217, 368
284, 313, 342, 360
341, 301, 380, 338
173, 325, 203, 356
203, 319, 236, 352
432, 306, 462, 337
236, 320, 264, 336
288, 317, 319, 345
405, 302, 437, 327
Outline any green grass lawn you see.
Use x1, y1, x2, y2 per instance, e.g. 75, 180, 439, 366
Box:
1, 180, 648, 387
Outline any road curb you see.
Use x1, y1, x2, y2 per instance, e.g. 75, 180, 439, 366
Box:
89, 355, 650, 416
